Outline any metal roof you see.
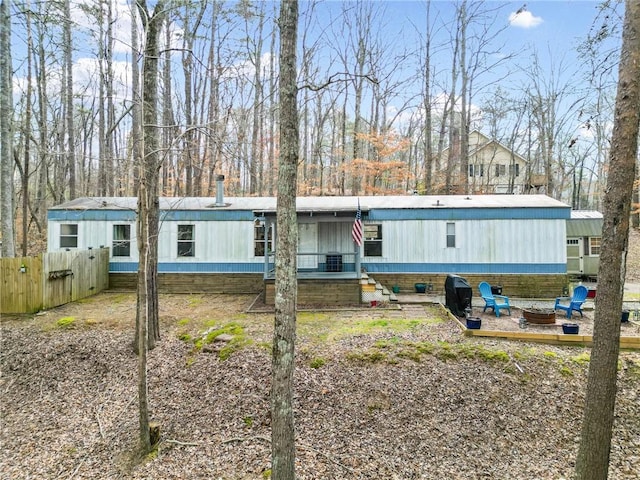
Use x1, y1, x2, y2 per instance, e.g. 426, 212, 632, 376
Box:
50, 194, 569, 213
567, 210, 603, 237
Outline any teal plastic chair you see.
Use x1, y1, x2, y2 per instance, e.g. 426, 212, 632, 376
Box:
478, 281, 511, 317
554, 285, 588, 319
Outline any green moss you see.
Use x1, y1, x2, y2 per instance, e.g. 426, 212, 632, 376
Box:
204, 323, 244, 344
560, 366, 574, 376
309, 357, 326, 369
146, 448, 159, 460
177, 333, 192, 342
187, 296, 203, 307
543, 351, 559, 359
346, 350, 387, 363
218, 337, 252, 361
373, 337, 401, 349
435, 349, 458, 361
256, 341, 272, 352
423, 317, 446, 325
299, 315, 446, 345
415, 342, 436, 354
204, 319, 219, 328
243, 416, 253, 428
571, 352, 591, 366
262, 469, 272, 479
476, 347, 509, 362
627, 360, 640, 377
185, 356, 196, 367
397, 348, 422, 362
177, 318, 190, 326
189, 322, 253, 360
56, 316, 76, 328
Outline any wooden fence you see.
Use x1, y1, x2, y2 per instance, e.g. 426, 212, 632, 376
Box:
1, 248, 110, 314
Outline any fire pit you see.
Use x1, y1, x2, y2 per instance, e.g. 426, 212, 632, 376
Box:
522, 308, 556, 324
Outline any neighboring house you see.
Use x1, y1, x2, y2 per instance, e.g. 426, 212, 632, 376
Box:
47, 192, 571, 302
566, 210, 603, 279
441, 130, 531, 194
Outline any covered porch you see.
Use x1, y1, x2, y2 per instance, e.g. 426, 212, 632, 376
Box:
254, 200, 366, 281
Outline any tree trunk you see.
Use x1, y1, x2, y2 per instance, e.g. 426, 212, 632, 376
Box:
34, 8, 49, 231
135, 0, 165, 455
0, 0, 15, 258
63, 0, 75, 200
131, 4, 141, 196
271, 2, 298, 479
575, 2, 640, 478
21, 6, 33, 255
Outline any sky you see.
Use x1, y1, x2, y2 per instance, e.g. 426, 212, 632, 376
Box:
10, 0, 624, 148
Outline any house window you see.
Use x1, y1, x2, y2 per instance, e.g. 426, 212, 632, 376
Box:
177, 225, 195, 257
60, 224, 78, 248
567, 239, 579, 246
112, 224, 131, 257
495, 164, 506, 177
509, 164, 520, 177
469, 164, 484, 177
589, 237, 601, 256
364, 224, 382, 256
446, 222, 456, 248
254, 221, 274, 256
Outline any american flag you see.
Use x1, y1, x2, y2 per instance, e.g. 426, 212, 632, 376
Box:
352, 200, 363, 246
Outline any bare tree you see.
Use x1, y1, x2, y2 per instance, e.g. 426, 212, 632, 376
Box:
0, 0, 15, 258
135, 0, 165, 455
575, 1, 640, 478
62, 0, 75, 200
271, 1, 298, 478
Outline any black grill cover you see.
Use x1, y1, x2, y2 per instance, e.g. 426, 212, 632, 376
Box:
445, 275, 472, 317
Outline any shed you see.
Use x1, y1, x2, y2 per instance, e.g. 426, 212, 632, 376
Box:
566, 210, 603, 279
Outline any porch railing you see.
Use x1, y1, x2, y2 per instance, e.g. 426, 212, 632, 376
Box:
264, 251, 359, 279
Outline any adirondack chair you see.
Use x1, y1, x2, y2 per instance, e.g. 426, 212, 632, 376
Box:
554, 285, 588, 319
478, 281, 511, 317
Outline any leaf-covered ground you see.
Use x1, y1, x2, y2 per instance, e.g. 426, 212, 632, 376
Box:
2, 292, 639, 480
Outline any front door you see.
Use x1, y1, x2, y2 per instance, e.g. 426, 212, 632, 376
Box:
566, 237, 584, 274
298, 223, 318, 269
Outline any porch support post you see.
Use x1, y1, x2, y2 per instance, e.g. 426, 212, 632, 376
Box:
263, 217, 270, 278
354, 243, 361, 279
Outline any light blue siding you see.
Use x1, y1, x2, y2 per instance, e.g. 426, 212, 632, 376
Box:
361, 218, 566, 274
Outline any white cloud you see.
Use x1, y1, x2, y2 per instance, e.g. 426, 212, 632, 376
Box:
71, 0, 135, 55
508, 10, 543, 29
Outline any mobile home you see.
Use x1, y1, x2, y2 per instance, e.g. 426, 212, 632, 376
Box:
48, 193, 571, 303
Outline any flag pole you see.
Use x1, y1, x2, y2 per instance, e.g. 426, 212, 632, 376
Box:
353, 199, 362, 279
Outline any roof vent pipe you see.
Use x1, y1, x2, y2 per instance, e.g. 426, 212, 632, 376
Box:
215, 175, 225, 206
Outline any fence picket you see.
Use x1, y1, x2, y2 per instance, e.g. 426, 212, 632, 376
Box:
1, 248, 110, 314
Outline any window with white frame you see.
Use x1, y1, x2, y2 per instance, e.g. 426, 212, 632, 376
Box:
112, 224, 131, 257
446, 222, 456, 248
60, 224, 78, 248
469, 164, 484, 177
364, 224, 382, 256
567, 238, 579, 245
177, 225, 195, 257
254, 221, 274, 256
494, 164, 506, 177
589, 237, 601, 256
508, 164, 520, 177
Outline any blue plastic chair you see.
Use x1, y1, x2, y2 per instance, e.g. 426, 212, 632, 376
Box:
554, 285, 588, 319
478, 281, 511, 317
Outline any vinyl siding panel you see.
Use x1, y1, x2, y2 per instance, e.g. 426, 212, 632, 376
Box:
157, 221, 259, 263
367, 218, 566, 266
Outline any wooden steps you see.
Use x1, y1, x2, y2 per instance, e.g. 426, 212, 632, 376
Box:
360, 273, 398, 304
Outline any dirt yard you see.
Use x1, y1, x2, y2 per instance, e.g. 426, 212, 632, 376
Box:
2, 291, 640, 480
